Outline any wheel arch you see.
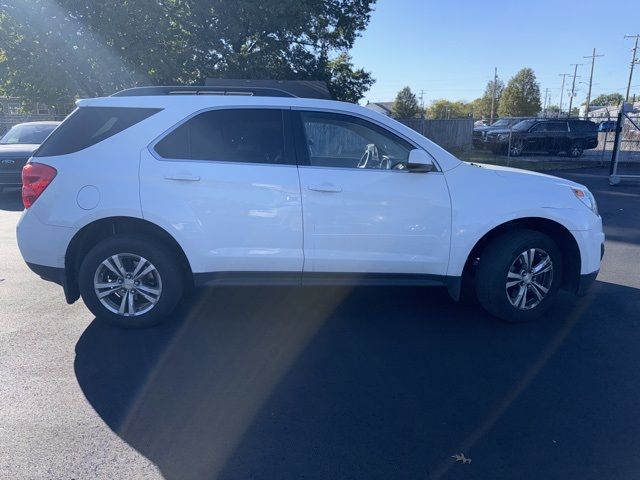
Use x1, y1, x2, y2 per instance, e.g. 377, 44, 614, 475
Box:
63, 216, 193, 304
461, 217, 581, 295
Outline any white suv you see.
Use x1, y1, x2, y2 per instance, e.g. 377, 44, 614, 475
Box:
16, 87, 604, 327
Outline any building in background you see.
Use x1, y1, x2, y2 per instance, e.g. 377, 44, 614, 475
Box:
365, 101, 394, 116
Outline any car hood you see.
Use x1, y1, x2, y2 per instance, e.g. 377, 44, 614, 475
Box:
0, 144, 39, 157
473, 125, 507, 133
466, 162, 585, 189
484, 128, 512, 135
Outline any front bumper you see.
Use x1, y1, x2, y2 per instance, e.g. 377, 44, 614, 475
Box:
576, 269, 599, 296
472, 138, 488, 149
573, 236, 604, 297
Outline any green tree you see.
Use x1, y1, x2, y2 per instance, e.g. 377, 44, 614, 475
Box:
0, 0, 376, 104
589, 93, 624, 106
498, 68, 541, 117
544, 105, 561, 116
427, 99, 472, 119
472, 77, 504, 119
391, 86, 420, 119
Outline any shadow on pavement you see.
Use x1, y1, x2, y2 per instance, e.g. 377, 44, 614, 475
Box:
0, 189, 23, 212
74, 280, 640, 480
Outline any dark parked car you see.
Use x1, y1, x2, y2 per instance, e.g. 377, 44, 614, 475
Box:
0, 121, 60, 192
597, 120, 616, 132
485, 118, 598, 157
472, 117, 532, 149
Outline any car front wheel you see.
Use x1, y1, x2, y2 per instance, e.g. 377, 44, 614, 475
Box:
509, 140, 524, 157
475, 230, 562, 323
78, 234, 184, 328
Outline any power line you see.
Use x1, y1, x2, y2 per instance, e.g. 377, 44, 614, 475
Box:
582, 48, 604, 119
624, 35, 640, 102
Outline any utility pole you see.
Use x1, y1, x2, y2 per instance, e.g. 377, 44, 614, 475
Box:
558, 73, 570, 115
490, 67, 498, 124
543, 88, 550, 116
567, 63, 582, 117
624, 35, 640, 102
418, 89, 426, 133
583, 48, 604, 119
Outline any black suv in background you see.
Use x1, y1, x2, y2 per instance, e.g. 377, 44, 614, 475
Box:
472, 117, 532, 149
485, 118, 598, 157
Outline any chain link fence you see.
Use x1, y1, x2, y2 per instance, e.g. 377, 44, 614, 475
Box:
609, 112, 640, 184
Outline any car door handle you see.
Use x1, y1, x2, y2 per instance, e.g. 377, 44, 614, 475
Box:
308, 183, 342, 193
164, 173, 201, 182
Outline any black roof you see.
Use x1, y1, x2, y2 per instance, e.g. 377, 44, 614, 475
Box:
112, 80, 333, 100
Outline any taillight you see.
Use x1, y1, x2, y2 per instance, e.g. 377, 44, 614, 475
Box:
22, 162, 57, 209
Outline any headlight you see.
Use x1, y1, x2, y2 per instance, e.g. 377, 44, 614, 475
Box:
572, 188, 598, 215
497, 133, 510, 141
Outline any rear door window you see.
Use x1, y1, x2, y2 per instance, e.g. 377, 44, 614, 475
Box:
529, 123, 548, 132
35, 107, 161, 157
153, 109, 290, 165
569, 120, 597, 132
546, 122, 568, 132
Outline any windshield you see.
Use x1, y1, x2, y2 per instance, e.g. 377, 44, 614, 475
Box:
511, 119, 537, 131
491, 119, 510, 127
0, 124, 57, 145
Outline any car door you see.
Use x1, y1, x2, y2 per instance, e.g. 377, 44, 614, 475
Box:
545, 121, 569, 152
526, 122, 547, 151
293, 110, 451, 277
140, 107, 304, 277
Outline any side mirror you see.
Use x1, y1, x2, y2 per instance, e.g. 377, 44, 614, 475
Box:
406, 149, 435, 173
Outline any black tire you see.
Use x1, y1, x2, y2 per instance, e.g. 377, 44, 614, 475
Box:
78, 234, 184, 328
509, 140, 524, 157
475, 230, 562, 323
568, 141, 584, 158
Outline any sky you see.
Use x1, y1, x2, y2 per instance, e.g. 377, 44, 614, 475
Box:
351, 0, 640, 107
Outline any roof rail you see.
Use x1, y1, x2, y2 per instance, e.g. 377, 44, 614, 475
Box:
111, 85, 296, 98
112, 80, 333, 100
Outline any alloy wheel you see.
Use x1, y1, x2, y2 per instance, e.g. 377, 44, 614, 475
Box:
505, 248, 553, 310
570, 144, 583, 157
510, 141, 523, 156
93, 253, 162, 317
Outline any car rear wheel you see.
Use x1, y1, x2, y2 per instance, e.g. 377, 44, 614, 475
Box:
78, 234, 184, 328
475, 230, 562, 323
568, 141, 584, 158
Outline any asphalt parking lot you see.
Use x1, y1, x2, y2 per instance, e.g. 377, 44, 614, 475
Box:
1, 167, 639, 480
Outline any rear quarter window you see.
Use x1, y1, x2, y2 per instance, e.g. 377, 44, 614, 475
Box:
569, 121, 597, 132
35, 106, 161, 157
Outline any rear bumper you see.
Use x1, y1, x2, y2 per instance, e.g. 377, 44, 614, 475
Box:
0, 172, 21, 186
26, 262, 78, 304
17, 210, 79, 304
26, 262, 64, 286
